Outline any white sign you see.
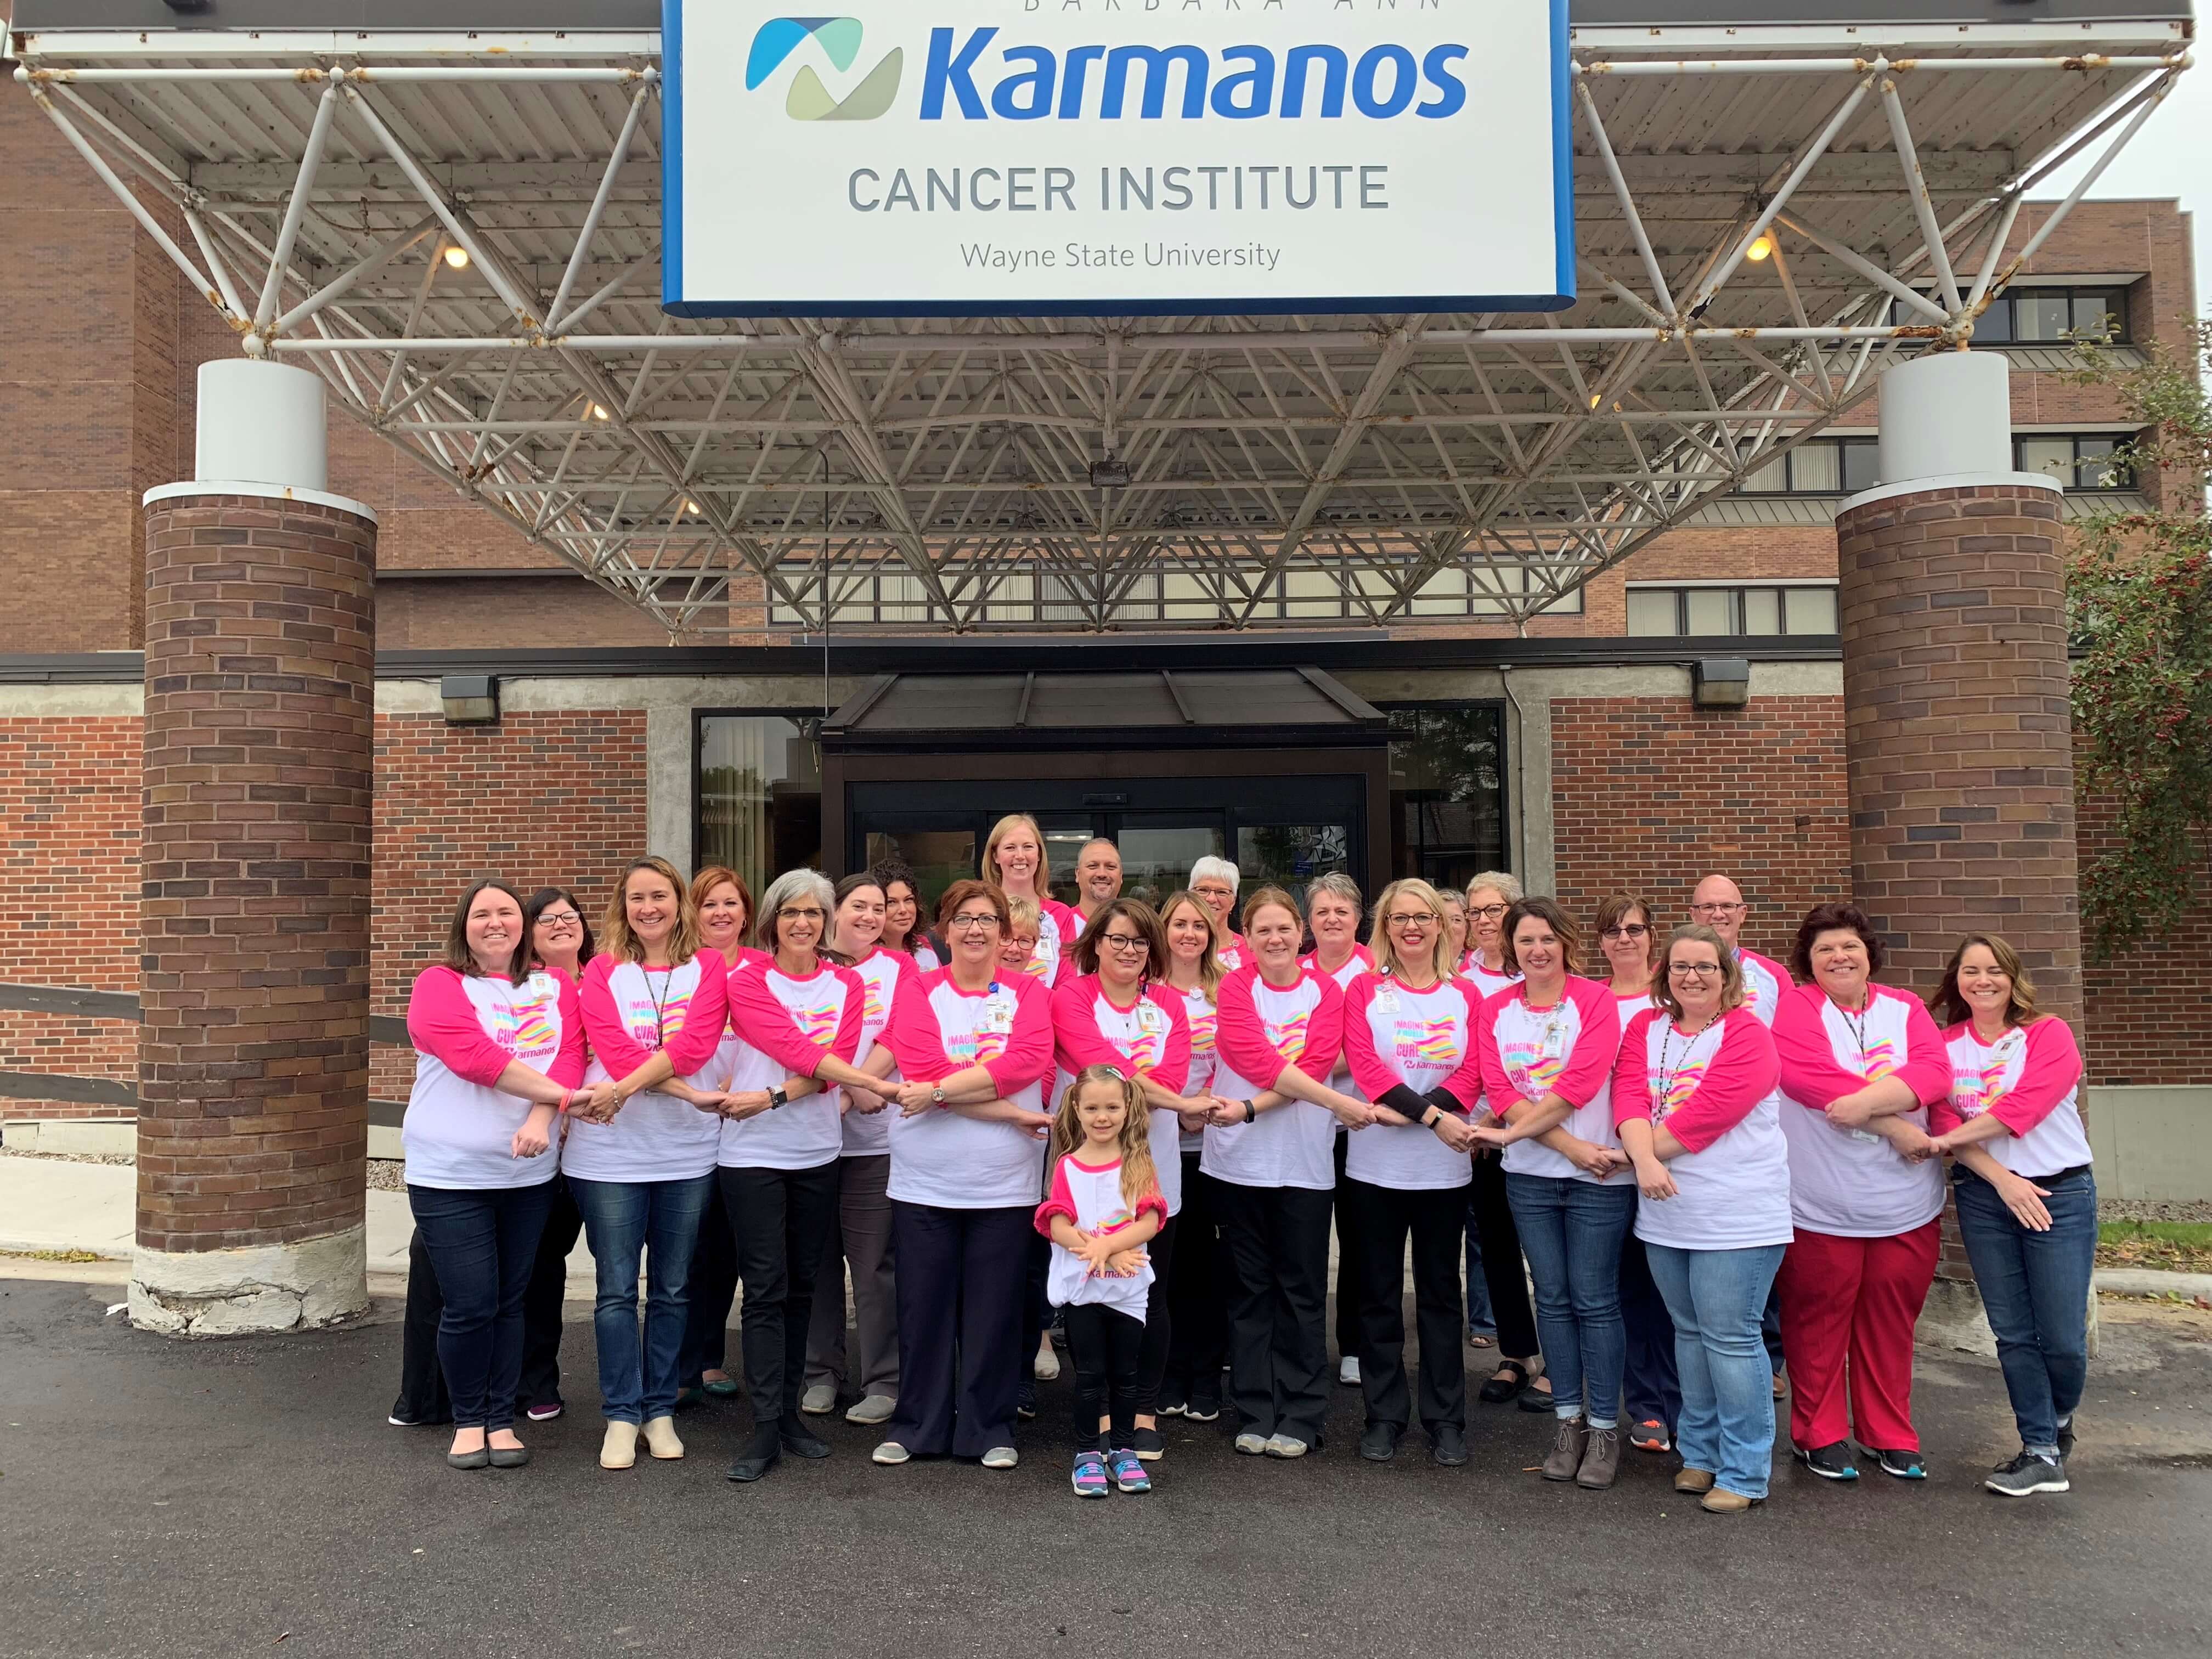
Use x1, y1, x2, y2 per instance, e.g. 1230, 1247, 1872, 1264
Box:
664, 0, 1574, 316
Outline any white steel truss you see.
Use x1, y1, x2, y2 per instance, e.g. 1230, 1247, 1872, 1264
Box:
7, 18, 2192, 636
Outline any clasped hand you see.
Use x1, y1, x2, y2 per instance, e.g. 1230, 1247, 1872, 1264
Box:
1070, 1229, 1147, 1278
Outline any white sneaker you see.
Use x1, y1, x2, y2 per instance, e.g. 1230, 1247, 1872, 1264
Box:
981, 1445, 1019, 1469
640, 1416, 684, 1460
1233, 1432, 1269, 1456
1265, 1433, 1311, 1459
1338, 1356, 1361, 1386
1034, 1343, 1062, 1381
846, 1393, 897, 1426
799, 1383, 837, 1416
871, 1440, 911, 1465
599, 1421, 639, 1470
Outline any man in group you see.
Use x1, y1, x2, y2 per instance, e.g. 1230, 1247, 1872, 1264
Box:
1189, 855, 1244, 969
1075, 838, 1124, 926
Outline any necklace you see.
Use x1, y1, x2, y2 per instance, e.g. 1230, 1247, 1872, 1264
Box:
641, 959, 674, 1048
1655, 1014, 1720, 1119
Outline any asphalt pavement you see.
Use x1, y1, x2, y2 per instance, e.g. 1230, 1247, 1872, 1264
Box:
2, 1276, 2208, 1659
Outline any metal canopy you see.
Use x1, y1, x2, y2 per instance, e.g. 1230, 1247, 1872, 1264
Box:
5, 8, 2193, 636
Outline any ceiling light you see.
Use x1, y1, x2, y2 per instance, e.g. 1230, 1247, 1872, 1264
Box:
590, 403, 611, 421
1089, 454, 1131, 489
442, 245, 471, 270
1746, 234, 1774, 262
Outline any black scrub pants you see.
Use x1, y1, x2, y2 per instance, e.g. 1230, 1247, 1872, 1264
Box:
1342, 1175, 1469, 1434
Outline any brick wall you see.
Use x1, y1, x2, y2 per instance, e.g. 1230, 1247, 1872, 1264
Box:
2076, 793, 2212, 1086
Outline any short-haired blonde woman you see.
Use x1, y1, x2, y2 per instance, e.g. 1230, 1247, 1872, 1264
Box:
1339, 879, 1484, 1465
983, 814, 1081, 986
1613, 924, 1788, 1513
1924, 934, 2095, 1498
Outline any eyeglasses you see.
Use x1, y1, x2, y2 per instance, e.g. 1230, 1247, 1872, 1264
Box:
1098, 933, 1148, 955
1668, 962, 1723, 978
947, 913, 1001, 934
1690, 902, 1746, 918
536, 912, 582, 928
781, 907, 826, 923
1384, 913, 1432, 929
1468, 904, 1508, 921
1601, 923, 1650, 940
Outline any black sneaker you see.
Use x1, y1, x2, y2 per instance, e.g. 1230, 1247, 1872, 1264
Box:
1359, 1421, 1400, 1463
1155, 1392, 1189, 1419
1430, 1424, 1468, 1467
1131, 1426, 1166, 1462
1183, 1392, 1222, 1424
1796, 1441, 1859, 1481
2056, 1419, 2077, 1460
1985, 1449, 2068, 1497
1868, 1446, 1927, 1480
1016, 1381, 1037, 1421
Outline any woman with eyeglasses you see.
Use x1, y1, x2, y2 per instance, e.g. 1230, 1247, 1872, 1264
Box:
1050, 898, 1193, 1461
871, 879, 1056, 1470
983, 814, 1081, 988
567, 857, 735, 1472
1189, 856, 1245, 972
1923, 934, 2094, 1498
1771, 902, 1950, 1483
1203, 887, 1373, 1459
1339, 879, 1483, 1466
1459, 871, 1547, 1414
677, 865, 757, 1409
877, 863, 941, 970
1157, 889, 1235, 1425
1597, 894, 1680, 1462
1471, 896, 1634, 1491
1614, 925, 1789, 1513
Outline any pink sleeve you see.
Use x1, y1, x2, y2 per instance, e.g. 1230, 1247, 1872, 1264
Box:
729, 966, 826, 1077
1473, 993, 1512, 1111
1611, 1008, 1658, 1130
885, 970, 955, 1082
406, 967, 512, 1088
828, 968, 866, 1065
547, 975, 587, 1091
1034, 1156, 1079, 1237
1051, 976, 1127, 1076
1214, 971, 1281, 1087
1772, 986, 1867, 1111
986, 974, 1055, 1094
1133, 1189, 1169, 1227
1895, 992, 1954, 1108
659, 950, 730, 1076
1293, 975, 1345, 1082
1340, 978, 1399, 1100
1548, 978, 1618, 1109
1433, 981, 1487, 1112
1928, 1030, 1967, 1137
1660, 1011, 1780, 1153
1991, 1017, 2084, 1137
1149, 985, 1192, 1095
580, 956, 656, 1080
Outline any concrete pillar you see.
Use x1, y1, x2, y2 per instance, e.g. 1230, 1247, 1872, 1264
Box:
132, 359, 378, 1335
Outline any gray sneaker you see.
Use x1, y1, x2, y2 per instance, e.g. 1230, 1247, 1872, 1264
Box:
870, 1440, 910, 1466
1263, 1433, 1310, 1459
980, 1444, 1019, 1470
799, 1384, 837, 1416
845, 1393, 896, 1426
1985, 1449, 2068, 1497
1233, 1431, 1269, 1455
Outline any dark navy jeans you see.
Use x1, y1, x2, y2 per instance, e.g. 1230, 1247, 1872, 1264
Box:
1954, 1164, 2097, 1453
407, 1179, 557, 1431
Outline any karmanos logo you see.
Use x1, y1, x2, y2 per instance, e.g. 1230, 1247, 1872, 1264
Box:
747, 17, 904, 121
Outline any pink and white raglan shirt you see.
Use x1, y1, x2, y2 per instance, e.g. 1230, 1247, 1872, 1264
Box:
402, 966, 584, 1189
719, 958, 866, 1172
883, 967, 1055, 1209
835, 947, 914, 1158
1302, 945, 1376, 1113
568, 949, 732, 1183
1932, 1015, 2092, 1178
1200, 963, 1346, 1192
1216, 933, 1248, 974
1051, 974, 1193, 1214
1772, 982, 1950, 1237
1034, 1154, 1169, 1319
1612, 1006, 1791, 1250
1459, 957, 1521, 1002
1176, 980, 1220, 1156
1018, 896, 1084, 990
1733, 947, 1791, 1029
1474, 975, 1630, 1186
1341, 974, 1483, 1191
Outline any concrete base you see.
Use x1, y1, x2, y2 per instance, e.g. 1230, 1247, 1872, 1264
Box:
130, 1225, 369, 1336
2, 1118, 136, 1156
2087, 1085, 2212, 1202
1916, 1274, 2101, 1359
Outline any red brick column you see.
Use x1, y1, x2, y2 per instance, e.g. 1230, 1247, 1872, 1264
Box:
1836, 478, 2076, 1293
132, 489, 376, 1334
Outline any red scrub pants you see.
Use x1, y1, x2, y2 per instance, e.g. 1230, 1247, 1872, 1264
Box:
1776, 1217, 1940, 1452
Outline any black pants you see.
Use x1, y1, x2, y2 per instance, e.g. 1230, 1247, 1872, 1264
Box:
1620, 1228, 1683, 1431
721, 1161, 842, 1429
1343, 1176, 1469, 1433
1166, 1154, 1231, 1402
394, 1229, 453, 1425
1018, 1231, 1051, 1390
1468, 1152, 1541, 1359
406, 1181, 556, 1431
1214, 1180, 1333, 1443
1066, 1302, 1147, 1451
886, 1200, 1032, 1458
1331, 1132, 1363, 1360
679, 1176, 739, 1386
517, 1175, 583, 1411
1132, 1214, 1179, 1416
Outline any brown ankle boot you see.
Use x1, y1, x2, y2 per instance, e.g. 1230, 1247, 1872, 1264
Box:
1577, 1425, 1622, 1489
1541, 1417, 1589, 1481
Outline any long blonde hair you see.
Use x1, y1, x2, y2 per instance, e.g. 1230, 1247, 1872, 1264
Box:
1159, 890, 1223, 1002
1370, 878, 1452, 982
600, 856, 702, 966
982, 813, 1049, 890
1049, 1064, 1160, 1212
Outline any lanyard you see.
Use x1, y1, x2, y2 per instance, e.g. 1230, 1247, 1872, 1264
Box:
642, 963, 673, 1049
1655, 1016, 1719, 1120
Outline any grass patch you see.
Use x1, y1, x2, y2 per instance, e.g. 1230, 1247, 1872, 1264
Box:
2098, 1220, 2212, 1273
0, 1248, 103, 1263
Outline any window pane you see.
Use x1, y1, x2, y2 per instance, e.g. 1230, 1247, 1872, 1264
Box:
1975, 295, 2015, 343
1235, 822, 1351, 914
1784, 586, 1838, 635
1840, 439, 1881, 494
1626, 589, 1680, 636
2074, 436, 2126, 489
1683, 589, 1734, 635
1284, 569, 1339, 617
984, 570, 1035, 623
1787, 443, 1840, 493
2017, 437, 2075, 483
862, 830, 974, 920
879, 569, 925, 622
1384, 704, 1508, 885
699, 716, 820, 901
1161, 572, 1214, 619
1741, 588, 1782, 635
2073, 291, 2122, 341
1410, 567, 1467, 617
1742, 455, 1788, 493
2016, 293, 2071, 341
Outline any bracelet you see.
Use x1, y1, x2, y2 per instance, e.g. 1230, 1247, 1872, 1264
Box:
1243, 1099, 1256, 1124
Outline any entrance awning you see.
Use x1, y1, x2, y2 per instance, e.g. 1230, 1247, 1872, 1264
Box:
825, 667, 1386, 752
5, 3, 2193, 634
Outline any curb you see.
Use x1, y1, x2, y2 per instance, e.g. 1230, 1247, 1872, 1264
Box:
2095, 1267, 2212, 1300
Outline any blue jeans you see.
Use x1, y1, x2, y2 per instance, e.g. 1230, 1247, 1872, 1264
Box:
1954, 1165, 2097, 1453
1645, 1242, 1786, 1499
407, 1180, 557, 1431
568, 1173, 715, 1424
1462, 1184, 1497, 1335
1505, 1173, 1634, 1425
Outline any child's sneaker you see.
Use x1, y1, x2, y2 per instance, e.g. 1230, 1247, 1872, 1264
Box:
1108, 1447, 1152, 1494
1070, 1449, 1109, 1499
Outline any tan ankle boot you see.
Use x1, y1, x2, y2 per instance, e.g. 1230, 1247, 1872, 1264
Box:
1674, 1466, 1717, 1494
641, 1416, 685, 1460
1541, 1417, 1589, 1481
600, 1420, 639, 1470
1701, 1487, 1760, 1514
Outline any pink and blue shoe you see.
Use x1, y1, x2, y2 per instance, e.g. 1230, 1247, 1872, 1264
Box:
1108, 1447, 1152, 1494
1071, 1449, 1109, 1499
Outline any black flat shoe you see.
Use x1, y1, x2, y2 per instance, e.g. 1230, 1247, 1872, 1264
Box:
488, 1446, 531, 1468
1517, 1378, 1558, 1415
1478, 1359, 1527, 1406
1359, 1422, 1401, 1463
727, 1445, 782, 1483
445, 1446, 490, 1470
781, 1422, 832, 1460
1431, 1424, 1469, 1467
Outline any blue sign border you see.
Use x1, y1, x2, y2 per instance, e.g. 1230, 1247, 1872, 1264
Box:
661, 0, 1576, 318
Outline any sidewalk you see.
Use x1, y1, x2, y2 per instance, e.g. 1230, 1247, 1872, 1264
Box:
0, 1153, 597, 1295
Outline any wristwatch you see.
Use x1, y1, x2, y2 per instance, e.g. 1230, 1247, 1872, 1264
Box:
1421, 1105, 1442, 1128
931, 1085, 947, 1108
768, 1086, 788, 1110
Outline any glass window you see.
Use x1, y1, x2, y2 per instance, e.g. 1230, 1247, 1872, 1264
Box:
1787, 443, 1840, 493
698, 715, 823, 902
2017, 436, 2078, 484
2073, 436, 2126, 489
1409, 567, 1467, 617
1683, 588, 1734, 635
1741, 453, 1788, 493
985, 570, 1036, 624
2016, 293, 2072, 342
1284, 569, 1340, 617
2073, 291, 2122, 340
1740, 588, 1783, 636
1975, 297, 2015, 344
1383, 704, 1508, 893
1841, 439, 1881, 494
1161, 571, 1214, 619
1784, 586, 1839, 635
1236, 823, 1352, 913
1626, 589, 1680, 636
1116, 820, 1225, 911
862, 830, 975, 919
